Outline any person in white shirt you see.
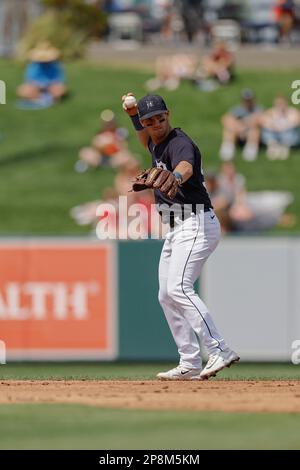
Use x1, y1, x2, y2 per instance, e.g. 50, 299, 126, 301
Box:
259, 95, 300, 160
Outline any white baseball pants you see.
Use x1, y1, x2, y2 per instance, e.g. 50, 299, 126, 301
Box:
158, 210, 228, 369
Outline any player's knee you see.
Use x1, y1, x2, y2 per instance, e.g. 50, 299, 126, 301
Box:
158, 288, 168, 306
167, 283, 183, 303
167, 281, 194, 303
49, 83, 66, 99
17, 83, 39, 99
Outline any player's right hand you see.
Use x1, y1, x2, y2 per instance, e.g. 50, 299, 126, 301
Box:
121, 93, 138, 116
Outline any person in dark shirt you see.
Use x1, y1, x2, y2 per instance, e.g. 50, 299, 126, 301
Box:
122, 93, 239, 380
219, 88, 263, 161
146, 118, 212, 222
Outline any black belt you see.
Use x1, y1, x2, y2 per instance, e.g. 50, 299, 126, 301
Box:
192, 203, 212, 213
167, 205, 212, 228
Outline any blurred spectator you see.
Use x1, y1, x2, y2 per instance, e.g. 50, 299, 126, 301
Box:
145, 53, 198, 91
273, 0, 295, 43
219, 161, 255, 230
190, 40, 235, 91
198, 41, 234, 85
205, 170, 233, 233
219, 88, 263, 162
177, 0, 203, 43
17, 42, 66, 107
113, 160, 167, 237
75, 109, 133, 172
0, 0, 42, 57
233, 190, 295, 231
218, 161, 247, 205
259, 95, 300, 160
70, 158, 138, 230
114, 158, 143, 203
206, 161, 295, 233
206, 162, 250, 233
71, 157, 166, 238
159, 1, 174, 40
102, 0, 123, 13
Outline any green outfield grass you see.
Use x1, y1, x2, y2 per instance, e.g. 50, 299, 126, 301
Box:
0, 361, 299, 380
0, 404, 300, 450
0, 60, 300, 235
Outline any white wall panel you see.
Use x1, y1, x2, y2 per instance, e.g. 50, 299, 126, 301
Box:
202, 237, 291, 360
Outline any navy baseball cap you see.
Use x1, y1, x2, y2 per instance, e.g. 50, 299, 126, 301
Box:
137, 95, 168, 120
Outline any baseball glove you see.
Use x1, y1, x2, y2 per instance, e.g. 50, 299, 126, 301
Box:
131, 167, 179, 199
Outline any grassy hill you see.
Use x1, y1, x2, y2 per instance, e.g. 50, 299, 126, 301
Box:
0, 59, 299, 235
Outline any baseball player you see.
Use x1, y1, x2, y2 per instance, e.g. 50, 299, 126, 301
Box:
122, 93, 239, 380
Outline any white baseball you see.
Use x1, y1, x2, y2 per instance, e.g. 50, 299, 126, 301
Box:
124, 95, 137, 109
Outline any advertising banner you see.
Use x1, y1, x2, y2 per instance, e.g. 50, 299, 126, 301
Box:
0, 240, 117, 360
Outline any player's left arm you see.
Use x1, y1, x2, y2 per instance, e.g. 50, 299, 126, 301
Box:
171, 139, 195, 184
173, 161, 193, 184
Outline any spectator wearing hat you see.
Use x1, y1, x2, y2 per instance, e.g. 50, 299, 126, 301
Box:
219, 89, 263, 162
17, 42, 67, 103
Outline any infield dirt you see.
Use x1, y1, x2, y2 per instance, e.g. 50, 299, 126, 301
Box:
1, 380, 300, 413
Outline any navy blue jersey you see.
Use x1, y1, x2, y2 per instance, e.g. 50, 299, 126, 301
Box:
147, 128, 212, 210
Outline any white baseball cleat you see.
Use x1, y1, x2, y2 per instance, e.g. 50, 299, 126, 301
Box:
200, 349, 240, 380
157, 365, 202, 381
